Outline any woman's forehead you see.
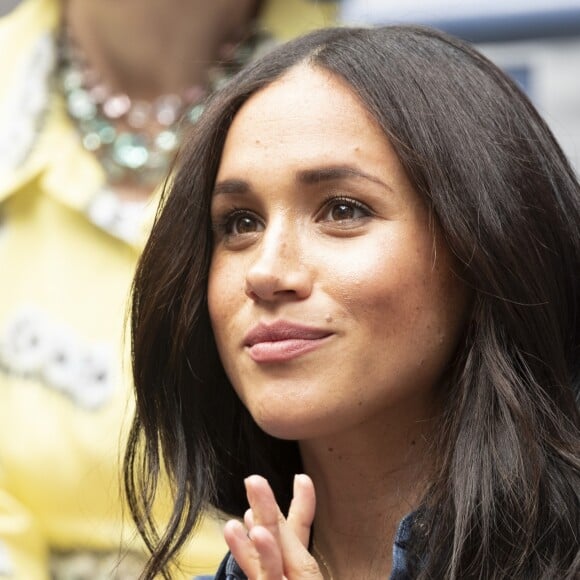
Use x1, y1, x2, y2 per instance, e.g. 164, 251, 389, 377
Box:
218, 65, 396, 174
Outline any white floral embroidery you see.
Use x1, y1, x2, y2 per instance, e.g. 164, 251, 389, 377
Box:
0, 309, 49, 376
74, 344, 115, 410
41, 326, 82, 394
0, 34, 55, 176
0, 307, 116, 410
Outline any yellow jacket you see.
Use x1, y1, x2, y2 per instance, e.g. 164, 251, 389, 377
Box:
0, 0, 336, 578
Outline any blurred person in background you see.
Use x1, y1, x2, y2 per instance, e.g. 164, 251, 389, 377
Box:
0, 0, 336, 578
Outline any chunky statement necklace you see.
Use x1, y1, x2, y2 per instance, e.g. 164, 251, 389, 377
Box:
56, 23, 258, 191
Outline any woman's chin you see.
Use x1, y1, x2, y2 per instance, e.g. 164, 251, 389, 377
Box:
253, 411, 330, 441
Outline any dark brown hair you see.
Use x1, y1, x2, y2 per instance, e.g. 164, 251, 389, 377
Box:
125, 26, 580, 578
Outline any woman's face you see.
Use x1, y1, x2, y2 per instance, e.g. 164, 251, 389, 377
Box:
208, 65, 469, 441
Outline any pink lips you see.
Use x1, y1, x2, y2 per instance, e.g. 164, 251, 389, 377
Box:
243, 321, 333, 363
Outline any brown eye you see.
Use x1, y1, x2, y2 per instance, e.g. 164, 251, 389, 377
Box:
235, 216, 257, 233
226, 212, 263, 235
321, 198, 371, 223
331, 203, 357, 221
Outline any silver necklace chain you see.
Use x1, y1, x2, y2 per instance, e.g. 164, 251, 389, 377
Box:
312, 537, 335, 580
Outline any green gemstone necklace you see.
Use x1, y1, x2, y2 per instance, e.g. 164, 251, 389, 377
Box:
56, 21, 258, 191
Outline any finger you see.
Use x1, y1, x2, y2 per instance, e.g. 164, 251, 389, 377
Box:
286, 474, 316, 548
242, 476, 321, 579
277, 475, 320, 578
245, 475, 284, 543
248, 525, 285, 579
225, 519, 286, 580
276, 515, 321, 579
244, 508, 255, 530
223, 519, 260, 579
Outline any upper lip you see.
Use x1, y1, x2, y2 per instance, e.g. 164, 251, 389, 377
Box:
243, 321, 332, 346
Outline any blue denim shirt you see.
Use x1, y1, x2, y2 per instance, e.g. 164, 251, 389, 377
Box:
198, 512, 414, 580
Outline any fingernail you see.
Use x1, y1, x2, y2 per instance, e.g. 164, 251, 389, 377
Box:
293, 473, 302, 493
295, 473, 308, 486
244, 477, 254, 503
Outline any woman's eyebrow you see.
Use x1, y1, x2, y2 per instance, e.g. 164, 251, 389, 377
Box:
296, 165, 392, 190
212, 166, 393, 196
213, 179, 251, 196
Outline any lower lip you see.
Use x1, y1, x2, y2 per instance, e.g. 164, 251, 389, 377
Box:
247, 336, 333, 363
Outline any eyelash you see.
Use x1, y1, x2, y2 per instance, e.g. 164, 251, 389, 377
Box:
319, 195, 372, 221
212, 195, 373, 237
212, 208, 261, 236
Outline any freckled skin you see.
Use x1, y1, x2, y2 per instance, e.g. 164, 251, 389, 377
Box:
208, 65, 470, 442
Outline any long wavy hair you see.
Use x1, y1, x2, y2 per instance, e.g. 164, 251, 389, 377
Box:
124, 26, 580, 579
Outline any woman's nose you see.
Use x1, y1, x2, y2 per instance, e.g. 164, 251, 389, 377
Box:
245, 228, 312, 303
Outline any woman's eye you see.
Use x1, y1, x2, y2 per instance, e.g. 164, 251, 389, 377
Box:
321, 198, 371, 222
225, 212, 263, 235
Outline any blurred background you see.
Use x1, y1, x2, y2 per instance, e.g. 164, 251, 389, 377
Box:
0, 0, 17, 16
340, 0, 580, 173
2, 0, 579, 171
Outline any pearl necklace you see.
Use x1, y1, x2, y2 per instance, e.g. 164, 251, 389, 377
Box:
56, 22, 259, 191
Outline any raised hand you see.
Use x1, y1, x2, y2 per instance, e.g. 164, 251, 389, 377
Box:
223, 474, 322, 579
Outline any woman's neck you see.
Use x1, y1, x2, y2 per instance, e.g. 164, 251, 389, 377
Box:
64, 0, 258, 100
61, 0, 258, 200
300, 409, 436, 579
